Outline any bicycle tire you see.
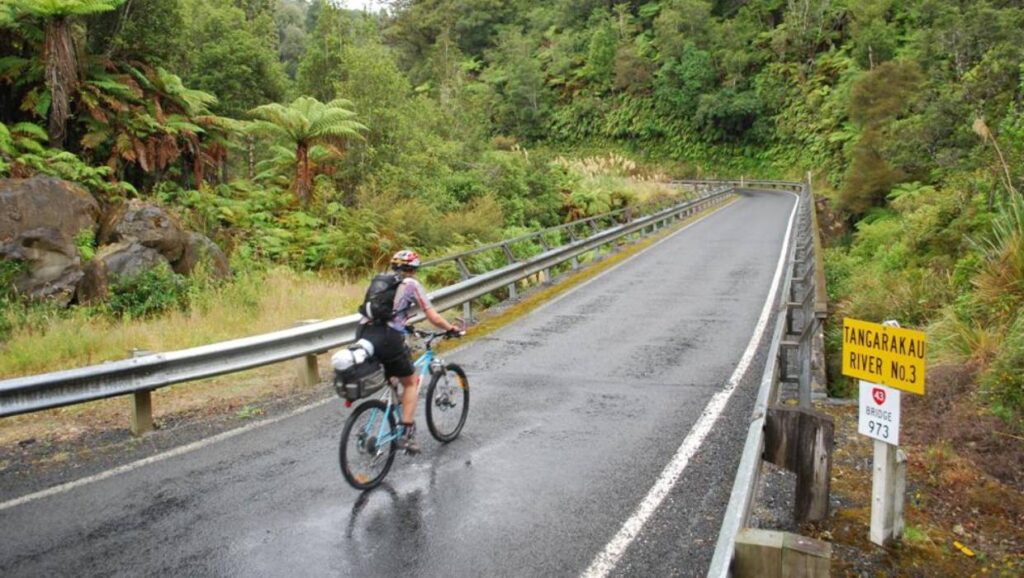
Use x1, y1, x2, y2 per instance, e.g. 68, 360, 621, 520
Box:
339, 400, 397, 490
425, 363, 469, 442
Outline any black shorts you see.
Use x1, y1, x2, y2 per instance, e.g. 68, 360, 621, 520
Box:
356, 324, 415, 379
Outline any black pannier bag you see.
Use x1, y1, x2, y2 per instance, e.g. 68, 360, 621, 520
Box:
333, 360, 388, 401
331, 341, 387, 401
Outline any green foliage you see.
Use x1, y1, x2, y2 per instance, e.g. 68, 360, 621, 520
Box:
8, 0, 125, 18
849, 61, 925, 129
0, 121, 132, 197
182, 0, 288, 117
74, 229, 96, 262
980, 313, 1024, 427
105, 264, 189, 319
482, 26, 548, 138
87, 0, 187, 69
0, 260, 27, 342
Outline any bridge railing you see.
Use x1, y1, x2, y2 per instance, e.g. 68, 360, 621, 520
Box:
704, 178, 828, 578
0, 186, 734, 419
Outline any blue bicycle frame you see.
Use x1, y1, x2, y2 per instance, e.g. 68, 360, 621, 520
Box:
363, 345, 439, 446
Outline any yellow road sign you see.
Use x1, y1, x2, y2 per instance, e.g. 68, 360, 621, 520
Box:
842, 318, 926, 394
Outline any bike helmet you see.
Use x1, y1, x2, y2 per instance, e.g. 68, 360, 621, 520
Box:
390, 249, 421, 271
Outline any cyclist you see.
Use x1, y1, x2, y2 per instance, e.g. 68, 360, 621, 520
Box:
357, 249, 463, 454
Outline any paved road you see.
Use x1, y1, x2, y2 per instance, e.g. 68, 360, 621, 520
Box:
0, 191, 796, 578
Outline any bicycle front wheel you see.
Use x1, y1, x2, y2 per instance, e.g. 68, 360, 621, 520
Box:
425, 363, 469, 442
339, 400, 397, 490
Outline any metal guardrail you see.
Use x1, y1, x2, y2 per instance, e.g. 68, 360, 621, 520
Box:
0, 187, 734, 418
703, 179, 825, 578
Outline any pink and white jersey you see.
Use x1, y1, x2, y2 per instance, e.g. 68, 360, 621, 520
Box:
387, 277, 432, 332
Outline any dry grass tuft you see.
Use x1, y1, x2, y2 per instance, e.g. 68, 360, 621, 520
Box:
0, 267, 363, 379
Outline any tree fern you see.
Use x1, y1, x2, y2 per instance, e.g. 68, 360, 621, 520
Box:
249, 96, 367, 204
9, 0, 124, 18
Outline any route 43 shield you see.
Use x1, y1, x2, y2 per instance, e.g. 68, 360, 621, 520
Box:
858, 380, 901, 445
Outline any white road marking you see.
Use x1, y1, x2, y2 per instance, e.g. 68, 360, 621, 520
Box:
0, 398, 333, 513
581, 192, 799, 578
0, 195, 740, 513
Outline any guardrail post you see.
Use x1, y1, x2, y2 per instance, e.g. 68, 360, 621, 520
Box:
455, 258, 474, 324
537, 236, 553, 282
501, 243, 518, 299
129, 349, 154, 436
294, 320, 322, 387
565, 227, 580, 269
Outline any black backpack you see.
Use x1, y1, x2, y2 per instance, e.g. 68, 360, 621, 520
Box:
359, 273, 403, 324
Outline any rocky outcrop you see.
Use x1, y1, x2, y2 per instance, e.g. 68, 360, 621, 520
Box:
0, 228, 83, 306
174, 232, 231, 279
77, 242, 170, 304
99, 199, 187, 262
1, 177, 231, 307
0, 176, 101, 243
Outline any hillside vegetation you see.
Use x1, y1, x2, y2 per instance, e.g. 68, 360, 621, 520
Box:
0, 0, 1022, 431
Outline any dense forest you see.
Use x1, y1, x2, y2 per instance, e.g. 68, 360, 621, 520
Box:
1, 0, 1022, 427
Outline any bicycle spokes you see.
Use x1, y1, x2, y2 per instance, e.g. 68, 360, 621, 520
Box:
425, 365, 469, 442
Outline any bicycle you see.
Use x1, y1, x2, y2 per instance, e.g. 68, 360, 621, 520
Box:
338, 327, 470, 490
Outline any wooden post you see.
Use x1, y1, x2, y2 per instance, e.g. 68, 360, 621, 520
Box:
294, 320, 321, 387
735, 528, 784, 577
894, 449, 907, 539
796, 410, 834, 522
735, 529, 831, 578
870, 440, 906, 545
782, 533, 832, 577
129, 349, 154, 436
765, 406, 835, 523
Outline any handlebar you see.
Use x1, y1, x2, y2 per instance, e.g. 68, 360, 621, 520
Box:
406, 326, 465, 345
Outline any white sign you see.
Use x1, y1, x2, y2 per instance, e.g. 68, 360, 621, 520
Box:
859, 381, 901, 444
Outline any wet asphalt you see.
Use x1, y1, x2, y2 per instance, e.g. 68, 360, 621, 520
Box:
0, 191, 797, 578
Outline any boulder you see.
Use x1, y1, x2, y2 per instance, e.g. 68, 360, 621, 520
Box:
99, 200, 186, 262
0, 228, 83, 306
0, 176, 101, 243
77, 241, 170, 304
173, 232, 231, 279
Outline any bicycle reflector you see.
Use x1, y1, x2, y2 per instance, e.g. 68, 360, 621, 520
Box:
344, 400, 353, 408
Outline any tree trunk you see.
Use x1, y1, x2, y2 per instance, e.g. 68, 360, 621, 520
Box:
247, 135, 255, 179
295, 143, 311, 204
44, 17, 79, 148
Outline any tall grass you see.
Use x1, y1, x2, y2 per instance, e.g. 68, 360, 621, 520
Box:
0, 267, 364, 379
974, 195, 1024, 423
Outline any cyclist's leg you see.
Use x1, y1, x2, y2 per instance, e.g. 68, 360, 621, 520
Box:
373, 328, 419, 451
397, 373, 418, 424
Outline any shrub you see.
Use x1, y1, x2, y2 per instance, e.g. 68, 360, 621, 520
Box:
74, 229, 97, 263
106, 265, 189, 320
0, 260, 27, 342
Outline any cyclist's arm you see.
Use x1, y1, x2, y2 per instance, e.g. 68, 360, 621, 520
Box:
424, 306, 457, 333
407, 279, 459, 333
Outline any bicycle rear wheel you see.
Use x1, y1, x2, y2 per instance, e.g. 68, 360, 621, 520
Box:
425, 363, 469, 442
339, 400, 397, 490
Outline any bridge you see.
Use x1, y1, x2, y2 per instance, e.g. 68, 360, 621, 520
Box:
0, 181, 825, 577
